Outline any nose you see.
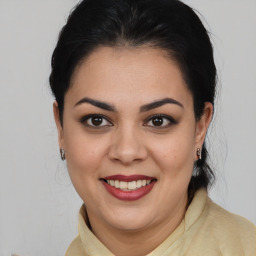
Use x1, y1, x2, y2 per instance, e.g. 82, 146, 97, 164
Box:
108, 124, 147, 165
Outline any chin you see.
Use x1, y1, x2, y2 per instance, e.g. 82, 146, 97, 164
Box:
104, 207, 155, 232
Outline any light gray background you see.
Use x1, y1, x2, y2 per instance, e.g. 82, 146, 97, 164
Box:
0, 1, 255, 255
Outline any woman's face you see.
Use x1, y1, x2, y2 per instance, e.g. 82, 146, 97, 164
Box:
54, 46, 212, 233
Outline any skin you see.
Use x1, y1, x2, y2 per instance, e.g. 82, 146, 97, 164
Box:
54, 46, 213, 256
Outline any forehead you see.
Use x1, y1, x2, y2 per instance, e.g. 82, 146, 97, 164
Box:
67, 46, 192, 107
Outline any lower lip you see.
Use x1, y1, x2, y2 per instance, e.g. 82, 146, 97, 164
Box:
102, 180, 156, 201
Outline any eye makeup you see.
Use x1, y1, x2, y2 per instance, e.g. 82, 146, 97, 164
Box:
79, 114, 113, 128
144, 114, 178, 128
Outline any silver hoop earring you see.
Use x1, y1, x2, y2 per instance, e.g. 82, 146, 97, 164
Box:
196, 148, 201, 160
60, 148, 65, 161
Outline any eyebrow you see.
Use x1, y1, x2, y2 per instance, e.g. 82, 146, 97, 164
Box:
74, 97, 183, 112
140, 98, 184, 112
74, 97, 116, 112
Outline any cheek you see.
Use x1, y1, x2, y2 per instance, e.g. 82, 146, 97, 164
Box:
149, 131, 195, 176
64, 131, 109, 179
64, 133, 110, 205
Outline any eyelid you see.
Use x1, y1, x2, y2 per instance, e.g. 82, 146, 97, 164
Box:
80, 114, 113, 127
143, 114, 177, 127
79, 113, 177, 128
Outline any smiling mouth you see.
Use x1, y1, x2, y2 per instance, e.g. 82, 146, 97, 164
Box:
100, 175, 157, 201
102, 179, 155, 191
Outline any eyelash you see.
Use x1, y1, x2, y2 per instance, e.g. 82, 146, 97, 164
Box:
144, 114, 177, 128
80, 114, 113, 128
79, 114, 177, 128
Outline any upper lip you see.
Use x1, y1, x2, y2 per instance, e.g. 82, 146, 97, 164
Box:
102, 175, 156, 182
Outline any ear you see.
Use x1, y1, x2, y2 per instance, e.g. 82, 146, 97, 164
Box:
53, 101, 64, 149
194, 102, 213, 155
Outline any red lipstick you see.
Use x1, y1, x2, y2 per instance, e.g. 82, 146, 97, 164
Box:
101, 175, 157, 201
103, 175, 155, 182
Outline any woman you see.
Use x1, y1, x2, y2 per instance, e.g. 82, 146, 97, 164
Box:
49, 0, 256, 255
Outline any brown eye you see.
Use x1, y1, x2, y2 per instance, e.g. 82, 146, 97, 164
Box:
152, 117, 163, 126
91, 116, 103, 126
145, 114, 176, 128
81, 114, 113, 127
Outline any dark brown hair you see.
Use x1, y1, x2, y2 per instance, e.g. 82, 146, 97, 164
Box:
49, 0, 216, 192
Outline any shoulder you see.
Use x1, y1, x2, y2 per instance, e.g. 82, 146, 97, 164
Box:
207, 197, 256, 234
183, 190, 256, 255
65, 235, 86, 256
205, 197, 256, 254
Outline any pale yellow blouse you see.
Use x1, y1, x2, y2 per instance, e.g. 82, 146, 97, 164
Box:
65, 189, 256, 256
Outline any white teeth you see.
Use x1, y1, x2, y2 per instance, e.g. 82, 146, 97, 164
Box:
128, 181, 136, 190
106, 179, 153, 191
120, 181, 128, 190
114, 180, 120, 188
